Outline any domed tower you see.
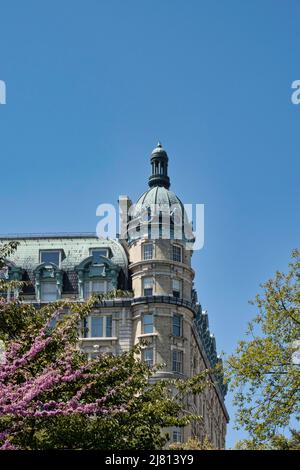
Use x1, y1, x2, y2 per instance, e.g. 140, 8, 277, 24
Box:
128, 142, 196, 381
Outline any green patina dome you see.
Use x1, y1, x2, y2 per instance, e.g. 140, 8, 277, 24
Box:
131, 186, 184, 220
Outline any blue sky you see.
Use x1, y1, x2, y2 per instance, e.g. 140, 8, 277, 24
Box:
0, 0, 299, 447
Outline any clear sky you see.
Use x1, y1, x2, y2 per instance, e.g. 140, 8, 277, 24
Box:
0, 0, 299, 448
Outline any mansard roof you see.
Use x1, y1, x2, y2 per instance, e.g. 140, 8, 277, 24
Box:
0, 234, 128, 274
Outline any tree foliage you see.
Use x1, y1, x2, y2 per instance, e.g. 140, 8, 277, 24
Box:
227, 250, 300, 448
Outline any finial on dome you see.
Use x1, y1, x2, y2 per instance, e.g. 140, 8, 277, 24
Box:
149, 141, 170, 189
151, 141, 167, 156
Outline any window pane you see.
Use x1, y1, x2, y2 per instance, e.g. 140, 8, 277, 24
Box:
106, 316, 112, 337
143, 244, 153, 260
172, 350, 183, 373
144, 288, 153, 296
41, 282, 57, 301
91, 249, 108, 263
84, 281, 106, 299
83, 318, 89, 338
48, 318, 57, 330
0, 267, 8, 280
41, 251, 60, 266
173, 315, 182, 336
172, 279, 181, 298
172, 245, 182, 263
143, 313, 153, 334
143, 277, 153, 296
84, 282, 90, 299
172, 428, 183, 443
91, 317, 103, 337
143, 348, 153, 367
91, 280, 106, 294
143, 277, 153, 288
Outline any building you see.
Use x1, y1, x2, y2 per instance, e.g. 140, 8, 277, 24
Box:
0, 142, 229, 448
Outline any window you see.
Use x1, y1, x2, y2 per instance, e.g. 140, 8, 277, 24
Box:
106, 315, 112, 337
91, 316, 103, 337
40, 282, 58, 301
143, 243, 153, 260
0, 267, 8, 280
172, 279, 181, 298
89, 352, 100, 360
90, 249, 108, 264
40, 250, 61, 266
172, 245, 182, 263
48, 317, 57, 330
143, 348, 153, 367
143, 313, 153, 334
173, 314, 182, 337
172, 350, 183, 373
84, 280, 106, 299
4, 288, 19, 302
85, 315, 113, 338
172, 427, 183, 443
143, 277, 153, 296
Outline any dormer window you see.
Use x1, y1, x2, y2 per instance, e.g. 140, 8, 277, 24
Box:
40, 250, 61, 267
75, 255, 120, 301
34, 262, 63, 302
90, 249, 108, 264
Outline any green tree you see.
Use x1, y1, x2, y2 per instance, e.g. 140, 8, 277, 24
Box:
228, 250, 300, 449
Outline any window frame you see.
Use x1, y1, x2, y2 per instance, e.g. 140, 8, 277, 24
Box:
172, 314, 183, 337
40, 281, 58, 302
143, 277, 153, 296
172, 244, 182, 263
142, 312, 154, 334
143, 347, 154, 367
84, 315, 114, 338
172, 349, 183, 373
143, 243, 153, 261
172, 427, 183, 443
90, 248, 109, 264
40, 250, 61, 267
172, 279, 181, 298
83, 279, 107, 299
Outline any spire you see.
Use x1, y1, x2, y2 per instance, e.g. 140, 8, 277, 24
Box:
148, 141, 170, 189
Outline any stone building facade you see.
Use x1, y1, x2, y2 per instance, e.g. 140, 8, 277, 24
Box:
0, 142, 229, 448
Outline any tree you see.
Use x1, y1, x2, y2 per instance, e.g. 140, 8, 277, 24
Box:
0, 242, 209, 450
235, 429, 300, 450
227, 250, 300, 449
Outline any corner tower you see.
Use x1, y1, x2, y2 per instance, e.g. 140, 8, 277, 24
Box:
126, 143, 228, 447
128, 143, 195, 379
